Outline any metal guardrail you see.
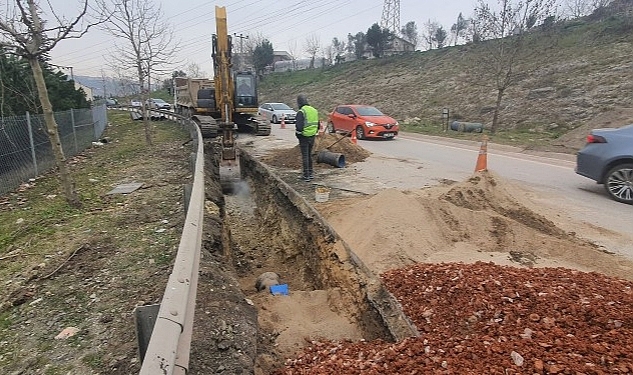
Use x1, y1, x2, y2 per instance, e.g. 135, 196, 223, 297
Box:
132, 109, 205, 375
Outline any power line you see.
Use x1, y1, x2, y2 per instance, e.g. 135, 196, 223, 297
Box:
52, 0, 385, 76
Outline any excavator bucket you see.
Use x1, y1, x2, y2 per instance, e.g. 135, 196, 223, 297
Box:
219, 142, 241, 193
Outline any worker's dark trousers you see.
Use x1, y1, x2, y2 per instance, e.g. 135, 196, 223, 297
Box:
299, 136, 315, 179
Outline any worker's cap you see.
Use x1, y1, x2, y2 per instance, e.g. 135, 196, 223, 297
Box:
297, 95, 308, 107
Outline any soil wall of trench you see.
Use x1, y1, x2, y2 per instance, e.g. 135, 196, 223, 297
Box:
188, 141, 417, 374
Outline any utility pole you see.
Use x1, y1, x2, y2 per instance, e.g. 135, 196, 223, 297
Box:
233, 33, 248, 53
233, 33, 249, 70
172, 77, 176, 107
101, 69, 107, 99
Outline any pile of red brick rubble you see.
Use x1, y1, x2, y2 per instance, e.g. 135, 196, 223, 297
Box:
278, 262, 633, 374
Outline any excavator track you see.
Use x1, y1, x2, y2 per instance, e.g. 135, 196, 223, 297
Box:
253, 115, 271, 136
192, 115, 219, 138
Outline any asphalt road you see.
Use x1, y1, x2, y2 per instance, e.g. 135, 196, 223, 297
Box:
253, 127, 633, 259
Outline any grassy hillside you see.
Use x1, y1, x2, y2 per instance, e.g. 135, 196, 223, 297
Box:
259, 12, 633, 153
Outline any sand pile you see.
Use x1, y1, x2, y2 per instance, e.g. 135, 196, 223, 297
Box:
318, 171, 633, 279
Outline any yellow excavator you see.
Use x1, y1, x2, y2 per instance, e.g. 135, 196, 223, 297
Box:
211, 6, 270, 190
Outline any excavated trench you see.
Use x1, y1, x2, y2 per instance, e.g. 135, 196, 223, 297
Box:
191, 142, 417, 374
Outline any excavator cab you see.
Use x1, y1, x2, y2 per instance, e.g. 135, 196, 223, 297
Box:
234, 72, 257, 108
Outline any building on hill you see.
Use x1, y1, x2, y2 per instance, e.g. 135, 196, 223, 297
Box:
75, 82, 93, 101
273, 57, 327, 72
273, 50, 293, 64
384, 35, 416, 56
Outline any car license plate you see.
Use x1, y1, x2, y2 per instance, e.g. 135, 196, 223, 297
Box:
383, 132, 394, 138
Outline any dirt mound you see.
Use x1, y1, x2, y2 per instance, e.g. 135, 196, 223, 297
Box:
277, 261, 633, 374
318, 171, 633, 279
441, 173, 566, 237
261, 133, 371, 170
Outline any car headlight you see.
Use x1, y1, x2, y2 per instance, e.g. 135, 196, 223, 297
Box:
365, 121, 375, 127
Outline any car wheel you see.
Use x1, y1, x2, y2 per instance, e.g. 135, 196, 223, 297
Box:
272, 115, 278, 124
355, 126, 365, 140
327, 121, 335, 133
604, 163, 633, 204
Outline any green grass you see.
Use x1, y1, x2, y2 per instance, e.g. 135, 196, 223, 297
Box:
82, 352, 104, 369
401, 119, 568, 149
44, 365, 73, 375
0, 311, 12, 329
0, 111, 189, 279
0, 112, 191, 372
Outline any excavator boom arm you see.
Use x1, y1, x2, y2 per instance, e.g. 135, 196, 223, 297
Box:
214, 6, 233, 123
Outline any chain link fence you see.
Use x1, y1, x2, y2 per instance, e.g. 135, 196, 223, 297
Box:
0, 104, 107, 195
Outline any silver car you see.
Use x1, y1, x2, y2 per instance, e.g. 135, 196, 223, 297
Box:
147, 98, 171, 110
576, 124, 633, 204
258, 102, 297, 124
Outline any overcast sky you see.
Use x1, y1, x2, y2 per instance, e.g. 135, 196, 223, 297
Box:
45, 0, 479, 79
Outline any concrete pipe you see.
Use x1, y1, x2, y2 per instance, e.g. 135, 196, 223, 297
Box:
450, 121, 484, 133
316, 150, 346, 168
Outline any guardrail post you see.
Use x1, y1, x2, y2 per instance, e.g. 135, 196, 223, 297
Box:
134, 304, 161, 363
26, 111, 38, 176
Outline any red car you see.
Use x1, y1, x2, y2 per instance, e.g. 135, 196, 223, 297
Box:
327, 105, 399, 140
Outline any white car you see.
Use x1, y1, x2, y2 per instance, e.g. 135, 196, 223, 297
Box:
130, 99, 142, 107
147, 98, 171, 110
258, 102, 297, 124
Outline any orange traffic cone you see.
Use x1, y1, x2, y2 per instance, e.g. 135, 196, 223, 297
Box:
350, 130, 357, 145
280, 115, 286, 129
475, 135, 488, 172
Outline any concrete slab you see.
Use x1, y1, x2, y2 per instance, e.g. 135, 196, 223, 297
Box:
106, 182, 143, 195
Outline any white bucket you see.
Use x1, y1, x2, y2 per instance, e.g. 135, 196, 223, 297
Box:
315, 186, 330, 202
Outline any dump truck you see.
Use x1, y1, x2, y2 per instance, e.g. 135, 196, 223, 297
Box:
174, 77, 219, 137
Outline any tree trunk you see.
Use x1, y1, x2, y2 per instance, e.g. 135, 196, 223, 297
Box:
28, 57, 81, 208
143, 75, 153, 146
490, 87, 505, 134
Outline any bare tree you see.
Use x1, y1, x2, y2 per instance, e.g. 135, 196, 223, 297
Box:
450, 13, 469, 46
185, 62, 205, 78
422, 19, 441, 49
564, 0, 613, 18
564, 0, 592, 17
331, 37, 346, 63
591, 0, 613, 9
304, 34, 321, 69
239, 32, 267, 71
433, 26, 448, 48
471, 0, 556, 134
401, 21, 419, 50
99, 0, 178, 146
324, 44, 334, 65
111, 66, 137, 97
287, 40, 300, 70
0, 0, 103, 207
244, 32, 266, 55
